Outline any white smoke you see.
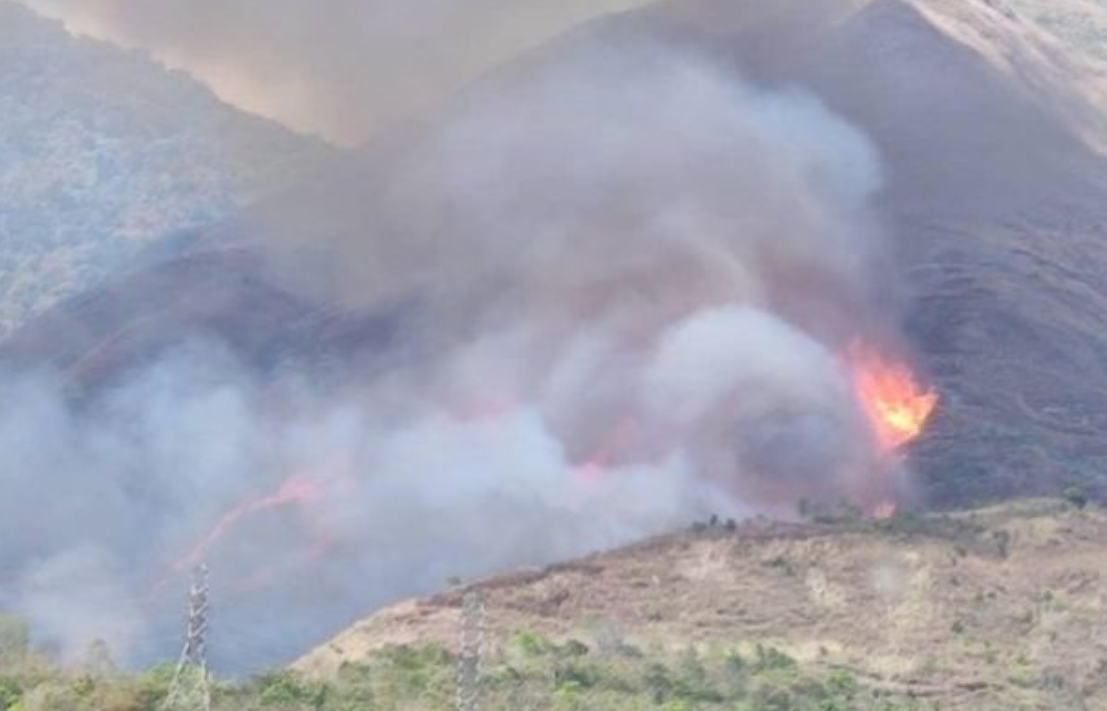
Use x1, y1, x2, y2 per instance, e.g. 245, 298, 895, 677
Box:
0, 36, 899, 668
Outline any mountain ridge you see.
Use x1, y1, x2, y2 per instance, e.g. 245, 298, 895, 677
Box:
3, 0, 1106, 508
0, 1, 334, 336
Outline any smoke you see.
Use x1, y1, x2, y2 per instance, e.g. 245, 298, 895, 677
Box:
0, 348, 718, 668
0, 34, 903, 669
17, 0, 656, 144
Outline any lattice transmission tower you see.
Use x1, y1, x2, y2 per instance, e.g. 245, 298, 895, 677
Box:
456, 590, 485, 711
162, 564, 212, 711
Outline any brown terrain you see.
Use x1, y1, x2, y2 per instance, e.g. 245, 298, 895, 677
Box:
296, 500, 1107, 710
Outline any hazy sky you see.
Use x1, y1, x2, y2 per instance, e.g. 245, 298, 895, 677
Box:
19, 0, 656, 144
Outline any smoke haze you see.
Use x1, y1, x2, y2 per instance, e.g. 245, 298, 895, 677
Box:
0, 19, 907, 669
17, 0, 656, 144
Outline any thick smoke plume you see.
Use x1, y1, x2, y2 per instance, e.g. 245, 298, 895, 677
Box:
0, 32, 904, 669
18, 0, 654, 144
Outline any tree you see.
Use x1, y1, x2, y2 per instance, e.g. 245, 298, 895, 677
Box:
0, 677, 22, 711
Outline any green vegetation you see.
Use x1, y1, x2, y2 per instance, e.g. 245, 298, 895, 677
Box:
1063, 486, 1089, 509
0, 619, 933, 711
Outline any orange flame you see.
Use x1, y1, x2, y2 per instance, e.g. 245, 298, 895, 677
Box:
871, 501, 898, 520
850, 344, 938, 453
171, 475, 324, 573
575, 419, 637, 482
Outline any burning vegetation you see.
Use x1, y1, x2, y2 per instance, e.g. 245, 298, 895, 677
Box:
844, 343, 939, 519
850, 344, 939, 454
1, 4, 933, 669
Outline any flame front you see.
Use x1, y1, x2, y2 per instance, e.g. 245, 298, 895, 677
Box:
850, 345, 938, 453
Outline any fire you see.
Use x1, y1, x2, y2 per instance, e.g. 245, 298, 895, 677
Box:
849, 344, 938, 453
171, 474, 324, 573
146, 461, 360, 602
575, 419, 637, 482
871, 501, 898, 520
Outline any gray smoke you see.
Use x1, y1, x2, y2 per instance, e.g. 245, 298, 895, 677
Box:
0, 34, 903, 669
17, 0, 655, 144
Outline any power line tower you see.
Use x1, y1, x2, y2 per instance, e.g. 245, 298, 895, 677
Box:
163, 564, 212, 711
456, 590, 485, 711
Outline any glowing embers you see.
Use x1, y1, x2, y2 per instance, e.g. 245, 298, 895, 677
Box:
849, 343, 938, 454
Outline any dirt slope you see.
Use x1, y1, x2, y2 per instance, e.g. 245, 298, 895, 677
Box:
296, 500, 1107, 710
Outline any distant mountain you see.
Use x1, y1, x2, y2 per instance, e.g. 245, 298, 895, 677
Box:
0, 2, 333, 336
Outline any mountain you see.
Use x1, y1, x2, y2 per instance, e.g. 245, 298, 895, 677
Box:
637, 0, 1107, 507
295, 500, 1107, 710
3, 0, 1106, 510
2, 0, 1107, 680
0, 2, 333, 336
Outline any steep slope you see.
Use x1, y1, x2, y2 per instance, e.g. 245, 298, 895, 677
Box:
0, 2, 333, 336
819, 0, 1107, 507
14, 0, 661, 146
640, 0, 1107, 505
1002, 0, 1107, 64
4, 0, 1106, 511
296, 500, 1107, 710
0, 244, 404, 390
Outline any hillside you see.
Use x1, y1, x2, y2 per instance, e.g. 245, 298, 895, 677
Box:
0, 2, 333, 336
1002, 0, 1107, 64
0, 501, 1101, 710
2, 0, 1107, 672
296, 500, 1107, 710
3, 0, 1106, 508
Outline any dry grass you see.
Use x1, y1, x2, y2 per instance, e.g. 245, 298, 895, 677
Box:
297, 501, 1107, 710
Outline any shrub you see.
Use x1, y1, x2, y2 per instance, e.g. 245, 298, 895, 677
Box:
514, 630, 550, 656
255, 671, 329, 709
1063, 486, 1089, 509
0, 677, 22, 710
751, 645, 796, 673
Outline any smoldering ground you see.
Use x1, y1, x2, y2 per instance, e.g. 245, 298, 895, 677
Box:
0, 35, 906, 669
